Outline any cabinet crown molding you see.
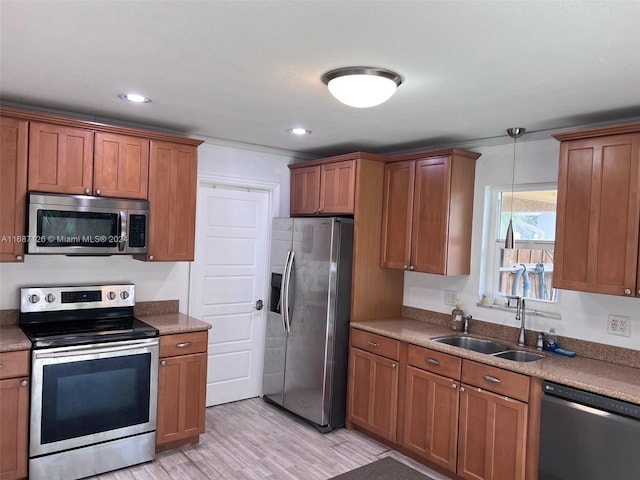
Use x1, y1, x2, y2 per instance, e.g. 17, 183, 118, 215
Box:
0, 107, 204, 147
553, 122, 640, 141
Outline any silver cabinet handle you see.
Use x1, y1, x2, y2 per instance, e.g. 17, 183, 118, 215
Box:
624, 288, 632, 295
460, 386, 465, 392
409, 265, 415, 271
95, 189, 101, 195
451, 383, 457, 389
425, 358, 440, 365
15, 255, 23, 261
84, 188, 90, 194
367, 341, 379, 347
0, 364, 4, 369
148, 255, 154, 260
483, 375, 501, 384
391, 363, 397, 368
176, 342, 192, 348
21, 380, 28, 387
161, 360, 166, 366
403, 264, 408, 270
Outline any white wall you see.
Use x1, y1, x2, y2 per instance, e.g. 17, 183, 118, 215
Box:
403, 135, 640, 350
0, 138, 295, 311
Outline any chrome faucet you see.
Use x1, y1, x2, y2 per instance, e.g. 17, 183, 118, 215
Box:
518, 298, 526, 346
463, 315, 472, 334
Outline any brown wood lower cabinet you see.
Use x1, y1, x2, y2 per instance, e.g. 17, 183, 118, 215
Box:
403, 366, 459, 471
347, 333, 538, 480
347, 345, 399, 442
457, 385, 528, 480
156, 331, 208, 450
0, 351, 29, 480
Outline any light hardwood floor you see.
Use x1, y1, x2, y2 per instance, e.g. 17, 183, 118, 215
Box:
92, 397, 451, 480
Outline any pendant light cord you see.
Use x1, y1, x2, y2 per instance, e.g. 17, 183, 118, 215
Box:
510, 135, 516, 220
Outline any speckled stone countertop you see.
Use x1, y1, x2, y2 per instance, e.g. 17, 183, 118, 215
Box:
138, 312, 211, 335
352, 318, 640, 405
0, 325, 31, 352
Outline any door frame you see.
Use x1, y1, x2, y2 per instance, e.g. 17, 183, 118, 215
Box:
188, 174, 280, 400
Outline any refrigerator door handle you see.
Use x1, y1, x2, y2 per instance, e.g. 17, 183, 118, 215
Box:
282, 250, 294, 334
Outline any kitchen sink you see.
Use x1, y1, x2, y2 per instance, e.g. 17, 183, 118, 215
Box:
432, 336, 509, 354
492, 350, 545, 362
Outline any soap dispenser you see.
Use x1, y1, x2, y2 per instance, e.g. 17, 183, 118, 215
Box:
451, 298, 464, 331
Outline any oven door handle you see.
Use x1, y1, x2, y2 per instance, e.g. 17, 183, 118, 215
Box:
33, 340, 158, 359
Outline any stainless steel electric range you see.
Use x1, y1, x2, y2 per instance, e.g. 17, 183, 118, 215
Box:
19, 284, 159, 480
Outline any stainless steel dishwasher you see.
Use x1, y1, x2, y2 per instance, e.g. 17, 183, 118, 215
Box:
539, 381, 640, 480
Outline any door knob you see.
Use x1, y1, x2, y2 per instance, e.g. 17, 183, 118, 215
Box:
255, 299, 264, 310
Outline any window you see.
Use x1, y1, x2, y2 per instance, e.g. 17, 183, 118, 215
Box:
484, 184, 558, 304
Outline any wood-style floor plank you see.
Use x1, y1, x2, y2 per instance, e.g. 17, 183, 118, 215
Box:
93, 397, 450, 480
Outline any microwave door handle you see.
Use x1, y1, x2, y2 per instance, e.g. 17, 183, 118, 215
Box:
118, 211, 126, 251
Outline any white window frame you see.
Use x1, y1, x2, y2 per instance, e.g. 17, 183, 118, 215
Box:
484, 182, 558, 306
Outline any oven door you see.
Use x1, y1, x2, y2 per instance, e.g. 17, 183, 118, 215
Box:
30, 338, 159, 457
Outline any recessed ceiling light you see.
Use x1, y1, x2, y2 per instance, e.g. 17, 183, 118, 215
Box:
118, 93, 152, 103
287, 128, 312, 135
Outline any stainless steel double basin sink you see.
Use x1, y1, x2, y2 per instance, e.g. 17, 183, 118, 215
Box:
433, 335, 545, 362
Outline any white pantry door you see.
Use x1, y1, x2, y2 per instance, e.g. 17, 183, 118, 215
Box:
190, 184, 270, 406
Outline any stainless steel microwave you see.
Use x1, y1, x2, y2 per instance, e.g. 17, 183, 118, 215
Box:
27, 192, 149, 255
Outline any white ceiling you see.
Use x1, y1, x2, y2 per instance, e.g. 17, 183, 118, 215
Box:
2, 1, 640, 157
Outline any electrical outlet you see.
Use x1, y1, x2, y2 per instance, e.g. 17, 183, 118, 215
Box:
444, 290, 457, 307
607, 315, 631, 337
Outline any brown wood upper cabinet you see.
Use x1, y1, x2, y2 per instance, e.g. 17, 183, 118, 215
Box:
553, 124, 640, 297
141, 141, 198, 262
28, 123, 150, 199
290, 159, 356, 215
0, 116, 28, 262
380, 149, 480, 274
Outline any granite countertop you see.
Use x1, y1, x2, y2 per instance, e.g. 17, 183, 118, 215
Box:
352, 318, 640, 404
0, 325, 31, 352
138, 312, 211, 335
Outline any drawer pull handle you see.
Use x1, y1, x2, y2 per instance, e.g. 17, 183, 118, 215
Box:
367, 341, 379, 347
176, 342, 192, 348
483, 375, 501, 384
21, 380, 28, 387
390, 363, 397, 368
0, 364, 4, 369
451, 383, 457, 389
161, 360, 166, 366
425, 358, 440, 365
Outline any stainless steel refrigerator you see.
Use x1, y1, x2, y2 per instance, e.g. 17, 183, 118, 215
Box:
262, 217, 353, 431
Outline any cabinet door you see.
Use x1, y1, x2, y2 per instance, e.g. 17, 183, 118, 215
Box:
147, 141, 198, 261
290, 165, 320, 215
28, 122, 93, 194
157, 352, 207, 447
94, 133, 149, 199
0, 377, 29, 480
347, 347, 399, 442
0, 117, 28, 263
411, 156, 451, 274
457, 385, 527, 480
319, 160, 355, 214
380, 160, 414, 269
554, 134, 640, 296
403, 366, 459, 471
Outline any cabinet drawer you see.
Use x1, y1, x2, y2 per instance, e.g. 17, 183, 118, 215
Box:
351, 329, 400, 361
160, 331, 208, 358
0, 350, 29, 379
461, 360, 530, 402
408, 344, 461, 380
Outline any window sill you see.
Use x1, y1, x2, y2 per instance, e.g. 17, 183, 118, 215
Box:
476, 302, 562, 320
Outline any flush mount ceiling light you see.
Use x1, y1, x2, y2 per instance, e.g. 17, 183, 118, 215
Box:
321, 67, 403, 108
118, 93, 152, 103
504, 127, 526, 249
287, 128, 312, 135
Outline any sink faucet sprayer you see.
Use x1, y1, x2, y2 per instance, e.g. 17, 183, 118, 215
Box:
518, 298, 526, 346
463, 315, 472, 334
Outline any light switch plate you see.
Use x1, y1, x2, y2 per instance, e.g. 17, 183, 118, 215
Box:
444, 290, 457, 307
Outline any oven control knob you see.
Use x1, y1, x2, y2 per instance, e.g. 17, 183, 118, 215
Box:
107, 291, 117, 300
121, 291, 130, 300
45, 294, 55, 303
28, 294, 40, 304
